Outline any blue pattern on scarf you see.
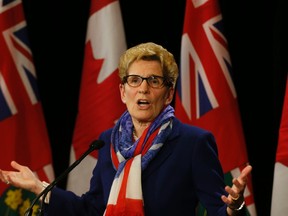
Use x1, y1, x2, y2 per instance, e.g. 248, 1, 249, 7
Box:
111, 105, 175, 174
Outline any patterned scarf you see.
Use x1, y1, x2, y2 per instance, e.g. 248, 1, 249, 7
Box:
104, 105, 175, 216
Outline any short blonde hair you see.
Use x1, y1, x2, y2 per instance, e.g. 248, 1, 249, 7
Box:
118, 42, 179, 88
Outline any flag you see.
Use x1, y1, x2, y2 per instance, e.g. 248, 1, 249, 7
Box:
66, 0, 126, 195
271, 75, 288, 215
0, 0, 54, 215
174, 0, 256, 215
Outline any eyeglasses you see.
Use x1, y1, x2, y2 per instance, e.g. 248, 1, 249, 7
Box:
123, 75, 167, 88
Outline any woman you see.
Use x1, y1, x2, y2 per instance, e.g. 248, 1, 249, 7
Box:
0, 42, 251, 216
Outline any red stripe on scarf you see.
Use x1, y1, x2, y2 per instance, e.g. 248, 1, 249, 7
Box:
134, 127, 160, 155
106, 125, 161, 216
106, 159, 144, 216
111, 144, 119, 169
105, 199, 144, 216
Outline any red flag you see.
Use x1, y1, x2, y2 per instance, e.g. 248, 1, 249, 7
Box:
0, 0, 54, 214
66, 0, 126, 195
271, 75, 288, 215
174, 0, 256, 215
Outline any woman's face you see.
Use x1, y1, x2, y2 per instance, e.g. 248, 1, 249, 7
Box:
119, 60, 174, 125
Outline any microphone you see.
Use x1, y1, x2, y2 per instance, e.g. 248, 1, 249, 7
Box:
25, 139, 105, 216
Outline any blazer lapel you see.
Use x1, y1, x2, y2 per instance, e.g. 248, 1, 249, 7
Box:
142, 118, 180, 179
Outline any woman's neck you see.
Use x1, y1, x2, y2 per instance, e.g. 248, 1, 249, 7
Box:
132, 121, 150, 138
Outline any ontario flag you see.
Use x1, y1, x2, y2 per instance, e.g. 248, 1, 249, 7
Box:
271, 75, 288, 215
174, 0, 257, 215
66, 0, 126, 195
0, 0, 54, 215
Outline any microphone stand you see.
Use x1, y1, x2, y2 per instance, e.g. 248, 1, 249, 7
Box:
24, 140, 105, 216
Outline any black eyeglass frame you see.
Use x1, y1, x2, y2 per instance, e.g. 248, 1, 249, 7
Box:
122, 75, 172, 88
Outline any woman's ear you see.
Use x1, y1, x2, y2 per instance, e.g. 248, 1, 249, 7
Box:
119, 84, 126, 104
165, 88, 174, 105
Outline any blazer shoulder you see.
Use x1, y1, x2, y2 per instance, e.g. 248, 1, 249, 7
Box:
172, 118, 214, 138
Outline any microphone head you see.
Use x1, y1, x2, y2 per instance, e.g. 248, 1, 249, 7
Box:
90, 140, 105, 150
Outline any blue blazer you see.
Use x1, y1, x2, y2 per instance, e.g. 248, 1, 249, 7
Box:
45, 118, 229, 216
